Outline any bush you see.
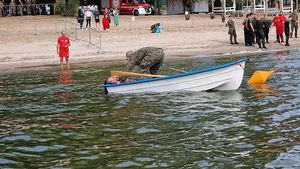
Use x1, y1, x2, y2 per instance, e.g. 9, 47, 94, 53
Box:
63, 0, 79, 16
55, 0, 79, 16
55, 2, 65, 15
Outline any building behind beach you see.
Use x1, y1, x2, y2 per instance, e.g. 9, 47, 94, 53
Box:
166, 0, 209, 15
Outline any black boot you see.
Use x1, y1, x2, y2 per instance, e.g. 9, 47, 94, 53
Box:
263, 45, 267, 49
234, 42, 239, 45
258, 43, 262, 49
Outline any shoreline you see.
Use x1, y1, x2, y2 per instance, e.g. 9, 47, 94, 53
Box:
1, 15, 299, 75
1, 47, 298, 75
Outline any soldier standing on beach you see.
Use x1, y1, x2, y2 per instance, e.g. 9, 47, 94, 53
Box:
263, 15, 272, 43
243, 14, 250, 46
226, 16, 239, 45
124, 47, 165, 75
284, 19, 290, 46
254, 14, 267, 49
245, 13, 255, 46
289, 10, 298, 38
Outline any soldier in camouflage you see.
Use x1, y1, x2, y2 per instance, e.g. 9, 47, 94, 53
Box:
125, 47, 165, 75
226, 16, 239, 45
289, 10, 298, 38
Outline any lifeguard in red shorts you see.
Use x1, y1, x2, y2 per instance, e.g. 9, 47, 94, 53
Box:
273, 11, 286, 43
57, 31, 71, 69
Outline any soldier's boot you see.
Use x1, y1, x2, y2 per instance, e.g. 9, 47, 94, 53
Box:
263, 44, 267, 49
258, 42, 262, 49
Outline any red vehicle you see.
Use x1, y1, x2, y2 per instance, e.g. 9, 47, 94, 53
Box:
101, 0, 152, 16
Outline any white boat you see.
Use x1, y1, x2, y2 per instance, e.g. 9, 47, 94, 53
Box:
103, 58, 248, 94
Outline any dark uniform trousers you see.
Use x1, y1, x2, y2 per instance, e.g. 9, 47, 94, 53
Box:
291, 22, 298, 38
263, 27, 270, 43
229, 30, 237, 44
285, 24, 290, 45
255, 31, 265, 48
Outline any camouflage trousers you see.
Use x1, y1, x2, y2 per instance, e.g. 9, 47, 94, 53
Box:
291, 22, 298, 38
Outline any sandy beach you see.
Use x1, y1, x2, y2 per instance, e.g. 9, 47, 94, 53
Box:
0, 14, 299, 74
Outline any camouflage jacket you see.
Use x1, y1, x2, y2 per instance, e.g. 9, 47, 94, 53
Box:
126, 47, 164, 72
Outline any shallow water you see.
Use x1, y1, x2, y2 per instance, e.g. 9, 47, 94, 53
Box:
0, 50, 299, 168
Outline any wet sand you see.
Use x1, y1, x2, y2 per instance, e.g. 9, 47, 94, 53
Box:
0, 14, 299, 74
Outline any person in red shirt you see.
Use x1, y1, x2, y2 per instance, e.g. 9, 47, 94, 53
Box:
57, 31, 71, 69
273, 11, 286, 43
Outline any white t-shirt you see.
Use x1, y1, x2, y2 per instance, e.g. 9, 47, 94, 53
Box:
85, 10, 93, 18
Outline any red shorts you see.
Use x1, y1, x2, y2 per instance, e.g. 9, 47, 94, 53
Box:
276, 26, 284, 34
59, 47, 69, 58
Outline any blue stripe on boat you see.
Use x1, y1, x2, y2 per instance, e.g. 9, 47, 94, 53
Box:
102, 58, 248, 87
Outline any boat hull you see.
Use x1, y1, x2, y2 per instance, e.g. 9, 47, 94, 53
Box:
103, 59, 247, 94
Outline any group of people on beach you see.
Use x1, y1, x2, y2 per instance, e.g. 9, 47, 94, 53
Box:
227, 10, 298, 48
0, 0, 51, 16
77, 5, 119, 31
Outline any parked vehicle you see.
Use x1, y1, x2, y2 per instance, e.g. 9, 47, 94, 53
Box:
101, 0, 152, 16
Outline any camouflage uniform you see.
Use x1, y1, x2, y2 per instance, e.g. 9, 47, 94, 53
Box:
289, 12, 298, 38
227, 19, 238, 45
125, 47, 164, 75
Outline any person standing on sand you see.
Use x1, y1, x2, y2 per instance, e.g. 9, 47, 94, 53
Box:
85, 8, 93, 29
103, 8, 111, 28
102, 15, 109, 31
226, 16, 239, 45
77, 7, 84, 29
254, 14, 267, 49
57, 31, 71, 69
9, 0, 16, 16
273, 11, 286, 43
284, 19, 290, 46
113, 8, 119, 26
289, 10, 298, 38
262, 15, 272, 43
245, 13, 255, 46
94, 6, 100, 30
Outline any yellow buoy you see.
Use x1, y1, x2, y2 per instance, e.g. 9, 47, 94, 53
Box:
248, 70, 275, 85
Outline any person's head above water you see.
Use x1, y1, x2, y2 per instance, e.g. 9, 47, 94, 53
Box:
105, 75, 120, 84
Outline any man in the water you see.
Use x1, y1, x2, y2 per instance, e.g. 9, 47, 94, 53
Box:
57, 31, 71, 69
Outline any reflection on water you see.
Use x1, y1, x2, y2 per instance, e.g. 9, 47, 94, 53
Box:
0, 50, 300, 168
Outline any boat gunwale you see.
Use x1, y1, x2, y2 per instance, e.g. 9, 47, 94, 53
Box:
103, 58, 248, 87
